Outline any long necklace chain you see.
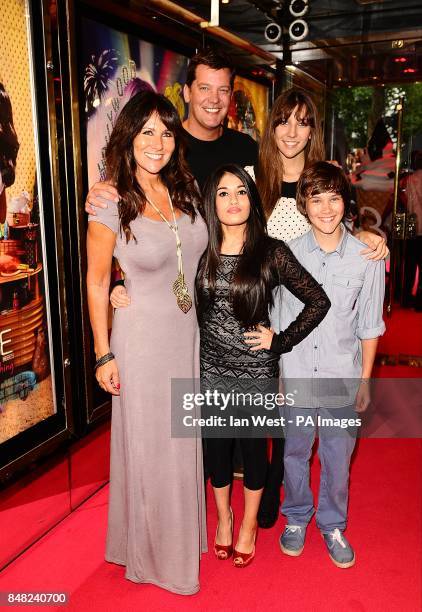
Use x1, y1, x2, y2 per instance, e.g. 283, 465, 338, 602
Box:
144, 190, 192, 314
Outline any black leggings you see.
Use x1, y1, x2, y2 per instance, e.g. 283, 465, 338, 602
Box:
206, 437, 268, 490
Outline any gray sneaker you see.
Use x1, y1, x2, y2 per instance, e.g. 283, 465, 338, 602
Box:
279, 525, 306, 556
322, 528, 355, 568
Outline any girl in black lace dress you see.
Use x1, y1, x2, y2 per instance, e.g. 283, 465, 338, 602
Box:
196, 164, 330, 567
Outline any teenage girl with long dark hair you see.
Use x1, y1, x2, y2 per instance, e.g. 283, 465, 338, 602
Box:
195, 163, 330, 567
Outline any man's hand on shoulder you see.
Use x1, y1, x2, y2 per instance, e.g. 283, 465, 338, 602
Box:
85, 181, 120, 215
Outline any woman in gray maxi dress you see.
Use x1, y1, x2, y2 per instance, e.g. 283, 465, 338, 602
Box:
87, 92, 208, 595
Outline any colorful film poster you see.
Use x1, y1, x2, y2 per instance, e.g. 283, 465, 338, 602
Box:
0, 0, 56, 444
228, 75, 269, 142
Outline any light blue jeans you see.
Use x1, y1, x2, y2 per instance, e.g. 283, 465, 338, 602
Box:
281, 405, 358, 533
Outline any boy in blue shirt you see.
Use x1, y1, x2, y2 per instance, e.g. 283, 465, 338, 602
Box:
277, 161, 386, 568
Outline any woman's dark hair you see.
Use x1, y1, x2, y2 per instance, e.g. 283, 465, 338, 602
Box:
185, 48, 235, 89
105, 90, 199, 241
196, 163, 276, 328
296, 161, 352, 220
0, 83, 20, 188
256, 88, 324, 217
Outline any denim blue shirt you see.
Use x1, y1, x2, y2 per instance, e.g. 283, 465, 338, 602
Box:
270, 226, 386, 408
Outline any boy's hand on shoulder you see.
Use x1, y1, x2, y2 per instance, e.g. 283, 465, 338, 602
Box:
244, 325, 274, 351
355, 380, 371, 413
357, 230, 389, 261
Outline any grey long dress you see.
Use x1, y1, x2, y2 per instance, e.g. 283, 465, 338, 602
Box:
89, 201, 208, 595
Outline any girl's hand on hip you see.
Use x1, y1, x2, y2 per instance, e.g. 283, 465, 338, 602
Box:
110, 285, 131, 308
96, 359, 120, 395
244, 325, 274, 351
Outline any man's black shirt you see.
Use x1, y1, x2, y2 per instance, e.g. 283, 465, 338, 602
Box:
183, 127, 258, 190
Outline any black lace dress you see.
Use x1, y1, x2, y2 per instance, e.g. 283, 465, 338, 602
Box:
200, 239, 331, 381
198, 239, 330, 491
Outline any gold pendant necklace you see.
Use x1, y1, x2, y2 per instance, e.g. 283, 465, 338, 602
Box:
144, 190, 192, 314
172, 251, 192, 313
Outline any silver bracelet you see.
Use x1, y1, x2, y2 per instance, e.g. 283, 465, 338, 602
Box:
360, 378, 370, 385
95, 352, 115, 370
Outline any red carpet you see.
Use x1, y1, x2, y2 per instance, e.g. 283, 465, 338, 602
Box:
0, 439, 420, 611
0, 308, 421, 610
374, 307, 422, 378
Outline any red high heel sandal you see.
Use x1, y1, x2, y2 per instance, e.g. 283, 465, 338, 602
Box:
233, 530, 257, 568
214, 508, 234, 560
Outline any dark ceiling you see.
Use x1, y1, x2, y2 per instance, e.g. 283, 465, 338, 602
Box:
168, 1, 422, 86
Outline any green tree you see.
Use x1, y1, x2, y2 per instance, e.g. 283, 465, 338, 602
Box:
330, 86, 373, 148
331, 83, 422, 150
385, 83, 422, 144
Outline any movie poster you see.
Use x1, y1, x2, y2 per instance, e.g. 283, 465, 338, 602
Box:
228, 75, 269, 141
0, 0, 56, 443
80, 17, 189, 187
